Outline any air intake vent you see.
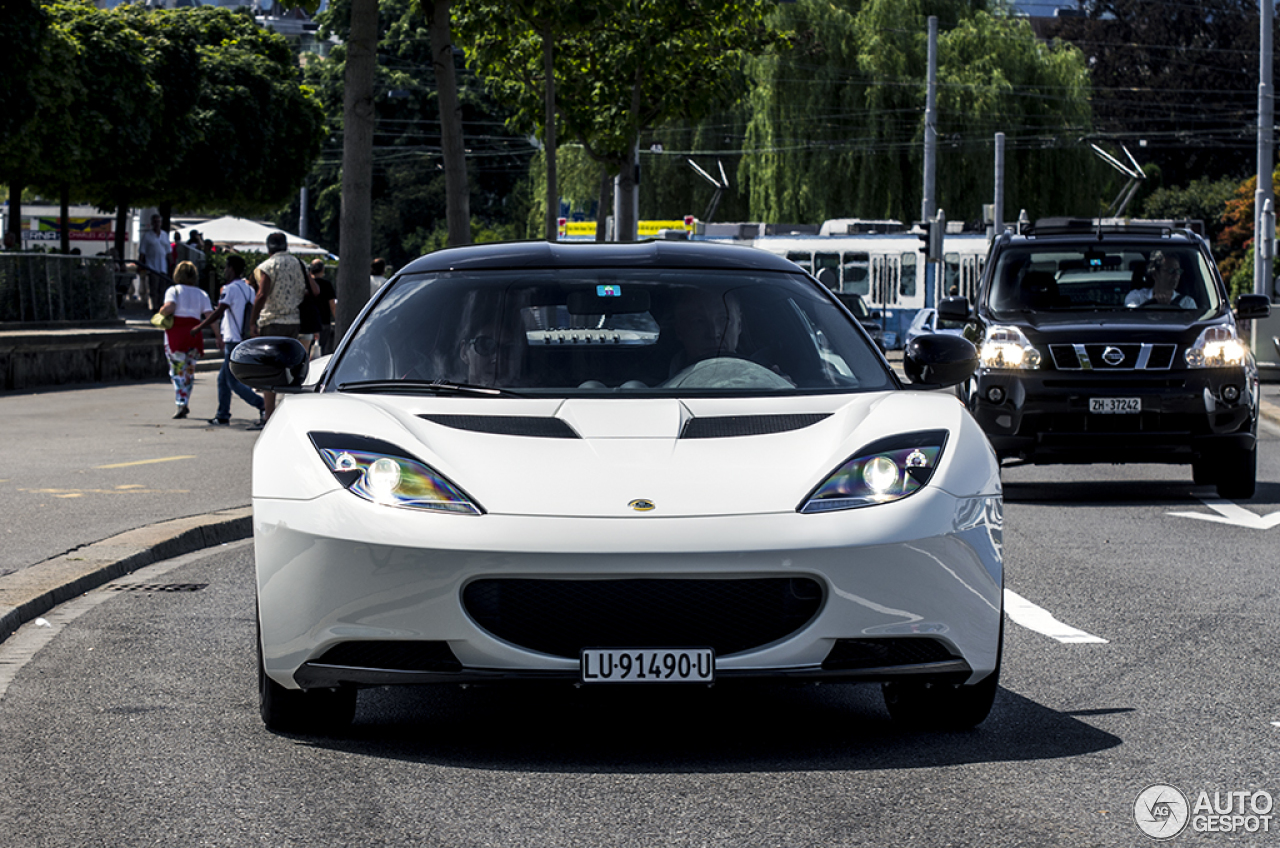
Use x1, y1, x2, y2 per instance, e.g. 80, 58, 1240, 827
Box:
312, 640, 462, 673
421, 414, 580, 439
680, 413, 830, 439
822, 638, 958, 670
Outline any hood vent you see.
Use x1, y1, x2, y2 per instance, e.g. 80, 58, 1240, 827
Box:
420, 414, 580, 439
680, 413, 831, 439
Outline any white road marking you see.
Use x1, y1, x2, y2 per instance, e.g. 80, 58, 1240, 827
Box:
1004, 588, 1109, 644
1167, 498, 1280, 530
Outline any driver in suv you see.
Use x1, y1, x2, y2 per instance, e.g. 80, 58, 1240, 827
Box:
942, 219, 1271, 498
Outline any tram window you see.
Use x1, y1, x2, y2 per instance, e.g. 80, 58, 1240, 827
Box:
841, 251, 870, 295
786, 251, 813, 274
814, 252, 841, 286
900, 253, 917, 297
944, 253, 960, 296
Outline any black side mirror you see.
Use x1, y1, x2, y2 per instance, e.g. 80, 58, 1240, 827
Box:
230, 337, 310, 392
904, 334, 978, 388
936, 296, 970, 323
1234, 293, 1271, 320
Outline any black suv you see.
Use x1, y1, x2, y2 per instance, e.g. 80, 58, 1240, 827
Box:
938, 220, 1271, 498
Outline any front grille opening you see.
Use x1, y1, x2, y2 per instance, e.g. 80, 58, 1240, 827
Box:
822, 638, 958, 670
462, 577, 824, 659
312, 640, 462, 673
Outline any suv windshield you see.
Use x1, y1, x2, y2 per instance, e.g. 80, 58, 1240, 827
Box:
326, 268, 892, 396
987, 243, 1222, 319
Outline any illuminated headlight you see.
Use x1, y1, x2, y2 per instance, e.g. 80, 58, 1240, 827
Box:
1185, 325, 1246, 368
799, 430, 947, 513
309, 433, 483, 514
979, 325, 1041, 370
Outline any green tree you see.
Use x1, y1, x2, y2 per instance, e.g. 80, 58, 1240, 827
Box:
741, 0, 1103, 226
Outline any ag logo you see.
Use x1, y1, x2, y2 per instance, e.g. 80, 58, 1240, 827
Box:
1134, 784, 1189, 840
628, 499, 656, 512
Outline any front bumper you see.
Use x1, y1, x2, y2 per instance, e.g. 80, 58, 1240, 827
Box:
969, 365, 1258, 463
255, 487, 1003, 691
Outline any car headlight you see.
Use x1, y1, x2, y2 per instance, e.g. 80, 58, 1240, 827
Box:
979, 325, 1041, 369
1185, 325, 1247, 368
798, 430, 947, 513
309, 432, 483, 514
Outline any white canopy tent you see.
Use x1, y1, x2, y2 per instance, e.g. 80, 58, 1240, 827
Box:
174, 215, 332, 257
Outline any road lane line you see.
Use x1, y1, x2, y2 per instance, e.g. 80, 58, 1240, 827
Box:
95, 455, 196, 469
1004, 588, 1109, 644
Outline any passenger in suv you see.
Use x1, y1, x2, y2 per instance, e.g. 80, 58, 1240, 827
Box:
941, 219, 1271, 498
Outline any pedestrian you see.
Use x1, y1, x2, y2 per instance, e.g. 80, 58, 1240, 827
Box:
306, 258, 337, 355
138, 213, 171, 312
298, 261, 323, 359
191, 254, 265, 426
249, 231, 307, 426
156, 260, 213, 419
370, 257, 388, 296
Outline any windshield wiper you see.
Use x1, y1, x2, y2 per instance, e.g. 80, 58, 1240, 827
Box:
338, 379, 519, 397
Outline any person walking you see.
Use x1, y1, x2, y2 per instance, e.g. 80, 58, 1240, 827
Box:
191, 254, 265, 426
308, 258, 337, 355
249, 231, 306, 426
370, 258, 388, 296
138, 213, 171, 312
157, 260, 213, 419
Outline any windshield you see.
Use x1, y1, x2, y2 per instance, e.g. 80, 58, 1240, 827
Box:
987, 244, 1223, 319
326, 268, 892, 396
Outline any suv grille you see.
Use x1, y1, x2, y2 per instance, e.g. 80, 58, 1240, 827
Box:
1048, 343, 1176, 371
462, 577, 824, 659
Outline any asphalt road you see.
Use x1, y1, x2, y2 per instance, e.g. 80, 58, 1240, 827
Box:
0, 378, 256, 578
2, 431, 1279, 846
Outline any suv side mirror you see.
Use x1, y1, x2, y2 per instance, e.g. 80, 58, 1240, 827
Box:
1234, 294, 1271, 320
230, 336, 310, 392
937, 296, 970, 323
903, 334, 978, 388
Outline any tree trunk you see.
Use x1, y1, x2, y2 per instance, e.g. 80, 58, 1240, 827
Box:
336, 0, 379, 342
7, 183, 23, 251
595, 165, 612, 242
615, 145, 638, 242
59, 184, 70, 255
543, 26, 558, 242
114, 204, 128, 261
428, 0, 470, 247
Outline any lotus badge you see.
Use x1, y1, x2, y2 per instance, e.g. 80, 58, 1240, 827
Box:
628, 499, 656, 512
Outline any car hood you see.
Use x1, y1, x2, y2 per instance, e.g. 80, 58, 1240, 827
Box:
256, 391, 996, 518
988, 309, 1226, 340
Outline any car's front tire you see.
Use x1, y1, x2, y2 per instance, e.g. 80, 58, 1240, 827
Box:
257, 622, 356, 734
882, 622, 1001, 730
1216, 444, 1257, 500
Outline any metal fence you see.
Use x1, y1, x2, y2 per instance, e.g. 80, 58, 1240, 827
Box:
0, 253, 119, 325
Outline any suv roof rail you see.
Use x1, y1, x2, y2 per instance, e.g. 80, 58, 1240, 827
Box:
1029, 217, 1205, 237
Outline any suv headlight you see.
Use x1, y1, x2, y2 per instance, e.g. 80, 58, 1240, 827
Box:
799, 430, 947, 513
1185, 325, 1247, 368
979, 325, 1041, 369
309, 432, 483, 514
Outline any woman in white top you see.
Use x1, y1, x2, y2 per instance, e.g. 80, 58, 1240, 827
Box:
157, 260, 213, 419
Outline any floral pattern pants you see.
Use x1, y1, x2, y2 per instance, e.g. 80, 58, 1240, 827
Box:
167, 348, 201, 408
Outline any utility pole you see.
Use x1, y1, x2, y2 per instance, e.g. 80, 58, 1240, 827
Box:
1256, 0, 1274, 298
993, 132, 1005, 237
921, 16, 938, 224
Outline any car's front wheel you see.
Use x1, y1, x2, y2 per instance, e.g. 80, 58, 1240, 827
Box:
257, 623, 356, 734
1216, 444, 1257, 500
882, 622, 1001, 730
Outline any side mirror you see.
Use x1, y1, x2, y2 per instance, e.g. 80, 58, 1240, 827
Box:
904, 333, 978, 388
936, 296, 970, 323
1234, 293, 1271, 320
229, 337, 309, 392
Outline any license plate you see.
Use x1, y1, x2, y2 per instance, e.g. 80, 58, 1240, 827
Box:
1089, 397, 1140, 414
580, 648, 714, 684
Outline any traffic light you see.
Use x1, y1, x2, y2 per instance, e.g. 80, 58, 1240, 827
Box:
916, 221, 935, 263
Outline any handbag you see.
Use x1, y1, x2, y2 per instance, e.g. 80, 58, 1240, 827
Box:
150, 312, 174, 330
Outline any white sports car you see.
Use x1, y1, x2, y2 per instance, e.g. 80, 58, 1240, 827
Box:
232, 240, 1002, 734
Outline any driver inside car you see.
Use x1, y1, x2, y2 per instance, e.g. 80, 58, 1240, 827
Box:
1125, 251, 1197, 309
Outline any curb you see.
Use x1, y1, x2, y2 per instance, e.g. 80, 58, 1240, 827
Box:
0, 507, 252, 644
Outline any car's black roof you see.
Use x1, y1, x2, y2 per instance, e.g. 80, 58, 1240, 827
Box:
399, 239, 804, 275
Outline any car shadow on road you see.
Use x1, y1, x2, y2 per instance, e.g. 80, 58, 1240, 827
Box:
1002, 478, 1280, 508
292, 682, 1121, 774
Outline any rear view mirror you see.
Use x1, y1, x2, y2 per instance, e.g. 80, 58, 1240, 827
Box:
1235, 294, 1271, 320
567, 286, 650, 315
230, 337, 310, 392
936, 296, 970, 323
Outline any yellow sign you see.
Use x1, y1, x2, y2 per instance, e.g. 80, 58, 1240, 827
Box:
559, 218, 695, 238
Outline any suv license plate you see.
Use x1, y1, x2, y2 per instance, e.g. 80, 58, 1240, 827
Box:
581, 648, 714, 684
1089, 397, 1141, 414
